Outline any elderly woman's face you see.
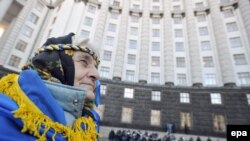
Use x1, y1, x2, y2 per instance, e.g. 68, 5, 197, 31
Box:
72, 51, 99, 101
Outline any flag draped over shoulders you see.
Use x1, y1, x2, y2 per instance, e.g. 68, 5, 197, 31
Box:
0, 70, 99, 141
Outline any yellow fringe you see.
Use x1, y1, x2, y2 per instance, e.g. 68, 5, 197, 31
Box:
0, 74, 99, 141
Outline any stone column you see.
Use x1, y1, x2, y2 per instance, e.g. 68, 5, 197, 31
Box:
138, 0, 150, 84
93, 0, 109, 47
238, 0, 250, 47
163, 0, 174, 86
184, 0, 203, 87
113, 0, 130, 80
208, 0, 235, 86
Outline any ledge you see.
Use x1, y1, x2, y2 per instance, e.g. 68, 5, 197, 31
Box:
149, 10, 164, 18
109, 5, 122, 13
220, 0, 238, 10
193, 6, 210, 15
80, 0, 101, 8
171, 10, 185, 17
129, 8, 142, 16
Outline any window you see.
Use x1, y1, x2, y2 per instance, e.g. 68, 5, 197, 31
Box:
197, 14, 206, 22
126, 70, 135, 81
28, 13, 39, 24
108, 23, 117, 32
15, 40, 27, 52
151, 73, 160, 84
199, 27, 209, 36
80, 30, 90, 38
195, 2, 204, 8
204, 73, 217, 85
213, 114, 226, 132
52, 17, 57, 24
151, 110, 161, 126
47, 29, 52, 38
130, 27, 138, 35
22, 25, 33, 37
151, 56, 160, 67
152, 18, 160, 24
113, 1, 120, 7
230, 37, 242, 48
238, 72, 250, 85
121, 107, 133, 123
0, 28, 4, 38
35, 1, 44, 12
127, 54, 136, 64
173, 17, 182, 24
211, 93, 222, 104
152, 42, 160, 51
132, 4, 140, 9
105, 36, 114, 46
203, 56, 214, 67
226, 22, 238, 32
152, 6, 160, 11
201, 41, 211, 51
176, 57, 185, 68
175, 29, 183, 37
8, 55, 21, 68
124, 88, 134, 98
223, 9, 234, 18
100, 66, 110, 78
246, 94, 250, 105
110, 12, 119, 19
234, 54, 247, 65
152, 29, 160, 37
95, 104, 105, 120
103, 50, 112, 61
221, 0, 230, 3
152, 91, 161, 101
177, 74, 187, 85
101, 85, 107, 95
180, 112, 191, 129
180, 93, 190, 103
129, 40, 137, 49
88, 5, 96, 13
173, 5, 181, 10
131, 16, 139, 23
175, 42, 184, 52
83, 17, 93, 26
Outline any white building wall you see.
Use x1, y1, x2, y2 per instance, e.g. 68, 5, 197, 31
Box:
0, 0, 250, 87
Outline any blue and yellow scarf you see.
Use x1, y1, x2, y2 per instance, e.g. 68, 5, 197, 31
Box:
0, 70, 99, 141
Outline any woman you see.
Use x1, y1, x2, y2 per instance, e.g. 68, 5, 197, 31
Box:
0, 33, 101, 141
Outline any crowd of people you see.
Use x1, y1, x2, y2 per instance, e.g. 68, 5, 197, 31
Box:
108, 130, 215, 141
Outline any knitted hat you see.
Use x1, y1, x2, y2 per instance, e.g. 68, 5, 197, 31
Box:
28, 33, 100, 86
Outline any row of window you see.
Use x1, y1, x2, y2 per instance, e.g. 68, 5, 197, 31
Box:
101, 86, 250, 105
96, 103, 227, 132
102, 50, 248, 68
99, 66, 250, 85
8, 1, 43, 68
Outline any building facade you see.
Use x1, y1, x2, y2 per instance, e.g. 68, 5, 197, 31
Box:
0, 0, 250, 137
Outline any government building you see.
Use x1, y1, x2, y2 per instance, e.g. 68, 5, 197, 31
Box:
0, 0, 250, 138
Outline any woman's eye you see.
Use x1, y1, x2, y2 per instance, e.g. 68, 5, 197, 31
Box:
80, 60, 88, 65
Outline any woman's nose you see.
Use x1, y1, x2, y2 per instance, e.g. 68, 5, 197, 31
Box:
88, 67, 99, 81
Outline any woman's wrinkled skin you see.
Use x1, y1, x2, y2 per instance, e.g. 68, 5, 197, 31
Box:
72, 51, 99, 101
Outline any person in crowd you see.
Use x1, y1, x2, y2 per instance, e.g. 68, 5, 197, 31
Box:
109, 130, 116, 141
196, 136, 202, 141
0, 33, 101, 141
